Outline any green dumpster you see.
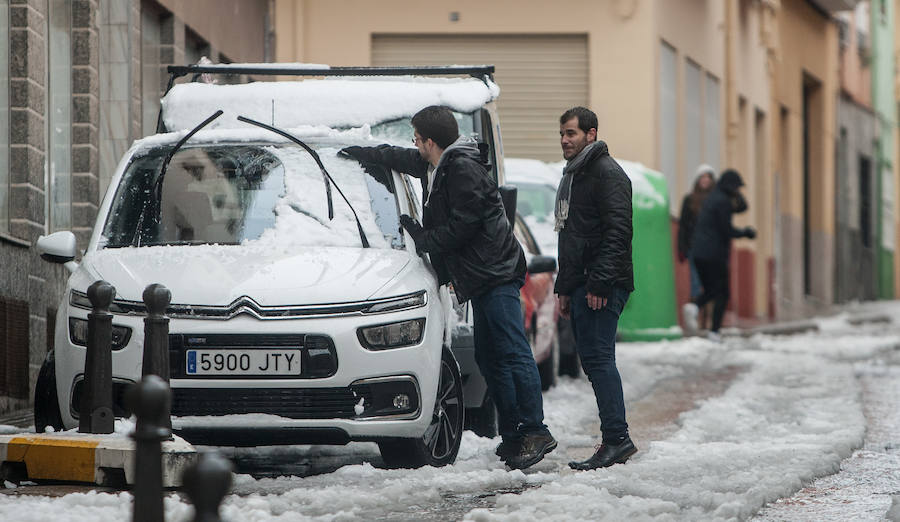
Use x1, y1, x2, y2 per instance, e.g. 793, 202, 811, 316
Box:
617, 160, 680, 341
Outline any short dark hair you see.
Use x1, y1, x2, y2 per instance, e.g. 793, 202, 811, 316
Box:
411, 105, 459, 149
559, 106, 598, 134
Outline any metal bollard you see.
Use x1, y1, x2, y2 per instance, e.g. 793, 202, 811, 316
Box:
142, 283, 171, 381
127, 375, 172, 522
182, 451, 233, 522
79, 280, 115, 434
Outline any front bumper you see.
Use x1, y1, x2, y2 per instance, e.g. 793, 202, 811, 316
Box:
56, 303, 444, 441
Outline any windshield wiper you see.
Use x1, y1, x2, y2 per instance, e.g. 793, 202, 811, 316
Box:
237, 115, 370, 248
132, 110, 224, 247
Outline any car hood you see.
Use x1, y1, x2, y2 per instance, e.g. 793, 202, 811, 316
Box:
78, 245, 411, 306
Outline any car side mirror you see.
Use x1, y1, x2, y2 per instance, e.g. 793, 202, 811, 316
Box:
37, 231, 77, 264
499, 185, 517, 227
527, 255, 556, 274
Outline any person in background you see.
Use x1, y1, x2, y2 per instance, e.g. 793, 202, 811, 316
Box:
678, 165, 716, 332
682, 169, 756, 342
339, 105, 557, 470
554, 106, 638, 470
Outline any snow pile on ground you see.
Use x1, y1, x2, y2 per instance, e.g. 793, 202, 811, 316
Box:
467, 340, 866, 521
1, 321, 896, 521
161, 77, 500, 132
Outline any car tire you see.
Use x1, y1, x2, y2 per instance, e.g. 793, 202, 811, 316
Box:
34, 350, 64, 433
378, 347, 464, 468
538, 334, 559, 390
466, 393, 498, 438
557, 317, 581, 378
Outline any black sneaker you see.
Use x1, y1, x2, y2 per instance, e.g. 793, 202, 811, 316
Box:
505, 433, 557, 470
568, 437, 637, 471
495, 439, 522, 462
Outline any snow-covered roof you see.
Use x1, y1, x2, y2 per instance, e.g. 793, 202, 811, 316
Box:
160, 76, 500, 132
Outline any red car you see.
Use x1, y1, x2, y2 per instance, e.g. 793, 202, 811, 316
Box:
513, 215, 560, 390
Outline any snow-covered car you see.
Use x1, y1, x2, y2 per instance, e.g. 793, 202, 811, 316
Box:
503, 158, 563, 258
33, 64, 508, 468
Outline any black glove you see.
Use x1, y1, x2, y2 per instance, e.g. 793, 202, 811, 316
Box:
339, 146, 367, 161
743, 227, 757, 239
399, 214, 426, 252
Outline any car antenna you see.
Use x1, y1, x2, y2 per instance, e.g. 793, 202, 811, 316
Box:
236, 115, 371, 248
133, 110, 224, 247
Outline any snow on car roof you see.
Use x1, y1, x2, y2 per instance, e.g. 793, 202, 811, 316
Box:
160, 76, 500, 132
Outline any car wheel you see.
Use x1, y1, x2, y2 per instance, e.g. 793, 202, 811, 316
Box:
538, 334, 559, 390
378, 347, 464, 468
466, 393, 498, 438
33, 350, 64, 433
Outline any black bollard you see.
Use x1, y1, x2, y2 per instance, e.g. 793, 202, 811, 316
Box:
79, 280, 115, 434
127, 375, 171, 522
142, 283, 172, 382
182, 451, 233, 522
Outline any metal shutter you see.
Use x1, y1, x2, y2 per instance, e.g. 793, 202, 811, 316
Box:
372, 34, 588, 162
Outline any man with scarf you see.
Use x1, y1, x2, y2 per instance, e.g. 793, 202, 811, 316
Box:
555, 107, 637, 470
339, 105, 557, 470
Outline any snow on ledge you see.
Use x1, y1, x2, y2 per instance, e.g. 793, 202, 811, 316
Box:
161, 76, 500, 132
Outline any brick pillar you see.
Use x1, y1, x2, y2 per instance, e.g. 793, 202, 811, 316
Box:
72, 0, 100, 248
159, 13, 185, 92
9, 0, 47, 244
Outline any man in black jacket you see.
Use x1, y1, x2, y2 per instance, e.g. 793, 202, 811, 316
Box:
554, 107, 637, 471
340, 105, 556, 470
682, 169, 756, 341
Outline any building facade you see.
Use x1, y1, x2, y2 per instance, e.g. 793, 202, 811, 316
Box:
0, 0, 270, 415
274, 0, 890, 325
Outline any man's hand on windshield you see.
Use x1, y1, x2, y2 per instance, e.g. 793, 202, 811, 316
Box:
400, 214, 426, 253
339, 146, 366, 161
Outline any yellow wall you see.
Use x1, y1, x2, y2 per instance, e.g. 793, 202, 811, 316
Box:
157, 0, 269, 62
274, 0, 662, 168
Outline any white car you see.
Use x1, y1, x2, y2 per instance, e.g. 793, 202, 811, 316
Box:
33, 64, 507, 468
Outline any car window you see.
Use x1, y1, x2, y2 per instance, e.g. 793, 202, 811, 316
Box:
100, 143, 404, 250
369, 111, 477, 146
514, 216, 540, 256
512, 182, 556, 223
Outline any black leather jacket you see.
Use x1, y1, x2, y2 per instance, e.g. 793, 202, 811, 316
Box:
340, 144, 526, 302
554, 141, 634, 298
690, 170, 751, 263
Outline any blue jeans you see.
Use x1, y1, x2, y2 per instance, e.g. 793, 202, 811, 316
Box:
471, 282, 550, 441
570, 285, 630, 443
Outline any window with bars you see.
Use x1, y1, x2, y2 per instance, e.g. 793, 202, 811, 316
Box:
0, 296, 30, 399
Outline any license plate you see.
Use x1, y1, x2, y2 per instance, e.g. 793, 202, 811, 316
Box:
186, 349, 302, 376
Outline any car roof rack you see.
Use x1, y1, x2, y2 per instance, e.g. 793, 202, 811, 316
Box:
163, 64, 496, 95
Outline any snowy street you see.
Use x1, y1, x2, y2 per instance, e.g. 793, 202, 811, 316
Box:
2, 304, 900, 521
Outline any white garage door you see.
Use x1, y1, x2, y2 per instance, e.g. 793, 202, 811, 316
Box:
372, 34, 588, 162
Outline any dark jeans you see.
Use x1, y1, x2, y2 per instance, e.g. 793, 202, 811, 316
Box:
692, 257, 729, 332
570, 285, 630, 444
471, 281, 550, 441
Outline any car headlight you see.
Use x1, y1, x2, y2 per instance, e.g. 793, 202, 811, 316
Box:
68, 317, 132, 350
357, 318, 425, 350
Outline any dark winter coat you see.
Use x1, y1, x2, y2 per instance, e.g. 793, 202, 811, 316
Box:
339, 144, 526, 302
678, 195, 701, 260
553, 141, 634, 298
689, 170, 753, 263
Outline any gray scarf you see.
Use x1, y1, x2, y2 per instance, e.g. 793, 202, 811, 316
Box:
554, 141, 601, 231
425, 135, 478, 206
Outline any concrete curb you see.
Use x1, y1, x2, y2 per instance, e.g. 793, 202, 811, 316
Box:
739, 312, 893, 337
0, 432, 196, 487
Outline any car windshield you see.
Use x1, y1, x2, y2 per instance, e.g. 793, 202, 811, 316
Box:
101, 143, 403, 250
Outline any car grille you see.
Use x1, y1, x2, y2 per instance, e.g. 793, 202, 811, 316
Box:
168, 333, 338, 379
170, 387, 372, 419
